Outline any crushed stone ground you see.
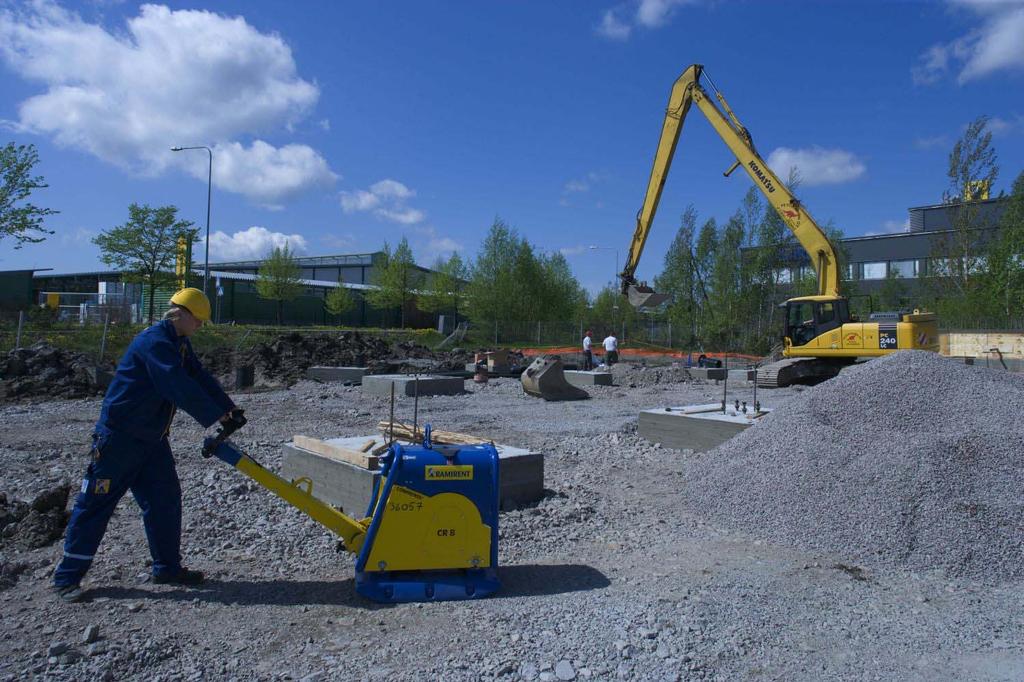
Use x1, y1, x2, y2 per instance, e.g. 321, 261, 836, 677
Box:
686, 350, 1024, 582
0, 359, 1021, 680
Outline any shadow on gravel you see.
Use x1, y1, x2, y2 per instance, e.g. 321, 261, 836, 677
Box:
495, 564, 609, 598
85, 578, 370, 608
83, 564, 608, 606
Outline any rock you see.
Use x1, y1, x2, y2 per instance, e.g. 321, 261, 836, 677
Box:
555, 660, 576, 681
82, 624, 100, 644
127, 602, 143, 613
47, 642, 68, 657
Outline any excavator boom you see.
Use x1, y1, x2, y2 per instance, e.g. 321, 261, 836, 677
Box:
620, 64, 841, 302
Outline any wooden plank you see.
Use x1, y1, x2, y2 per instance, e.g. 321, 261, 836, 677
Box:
292, 435, 379, 470
376, 421, 486, 445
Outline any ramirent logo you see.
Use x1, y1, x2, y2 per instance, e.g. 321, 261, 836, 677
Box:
748, 160, 776, 193
425, 465, 473, 481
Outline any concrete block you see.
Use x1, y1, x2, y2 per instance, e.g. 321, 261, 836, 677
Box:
281, 435, 543, 515
638, 403, 771, 453
306, 366, 367, 384
727, 369, 756, 383
687, 367, 727, 381
361, 374, 465, 397
564, 370, 613, 387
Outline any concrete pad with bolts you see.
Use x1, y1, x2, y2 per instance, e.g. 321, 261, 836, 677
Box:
564, 370, 614, 387
638, 403, 772, 453
305, 366, 368, 384
361, 374, 465, 397
281, 435, 544, 515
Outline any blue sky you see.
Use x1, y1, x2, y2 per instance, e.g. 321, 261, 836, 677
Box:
1, 0, 1022, 294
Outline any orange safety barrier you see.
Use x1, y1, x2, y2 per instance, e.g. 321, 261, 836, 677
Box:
517, 346, 764, 363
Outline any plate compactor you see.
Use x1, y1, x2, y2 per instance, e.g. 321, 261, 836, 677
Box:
202, 420, 500, 603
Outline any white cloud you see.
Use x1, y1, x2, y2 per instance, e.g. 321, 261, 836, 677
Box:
636, 0, 693, 27
208, 226, 307, 261
564, 179, 591, 194
559, 244, 589, 256
340, 179, 425, 225
321, 232, 358, 252
560, 171, 609, 206
596, 0, 696, 40
413, 225, 463, 262
596, 9, 631, 40
914, 134, 950, 150
912, 1, 1024, 85
0, 2, 336, 203
865, 218, 910, 237
766, 146, 866, 186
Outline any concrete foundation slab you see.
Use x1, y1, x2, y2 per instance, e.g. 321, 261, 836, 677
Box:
638, 403, 772, 453
281, 435, 544, 515
361, 374, 465, 397
306, 366, 368, 384
564, 370, 613, 386
686, 367, 727, 381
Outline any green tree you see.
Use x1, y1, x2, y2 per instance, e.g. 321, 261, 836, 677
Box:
707, 212, 746, 349
985, 170, 1024, 321
931, 115, 1000, 320
255, 243, 303, 325
419, 252, 469, 324
324, 281, 356, 320
655, 206, 700, 347
93, 204, 196, 324
877, 271, 907, 311
1, 142, 58, 249
537, 251, 588, 322
365, 237, 420, 328
465, 218, 518, 323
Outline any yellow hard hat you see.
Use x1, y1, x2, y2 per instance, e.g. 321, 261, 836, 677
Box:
169, 287, 211, 322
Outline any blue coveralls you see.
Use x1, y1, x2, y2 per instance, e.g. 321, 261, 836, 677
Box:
54, 320, 234, 587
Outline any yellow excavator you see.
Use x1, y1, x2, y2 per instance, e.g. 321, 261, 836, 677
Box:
620, 64, 938, 387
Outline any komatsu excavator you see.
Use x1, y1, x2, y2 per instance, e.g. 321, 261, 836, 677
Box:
619, 64, 939, 387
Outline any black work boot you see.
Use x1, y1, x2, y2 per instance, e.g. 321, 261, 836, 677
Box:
152, 568, 204, 585
53, 584, 86, 603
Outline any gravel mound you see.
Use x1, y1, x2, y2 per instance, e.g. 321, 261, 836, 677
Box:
0, 342, 113, 402
685, 350, 1024, 581
199, 332, 476, 386
0, 484, 73, 551
618, 364, 696, 388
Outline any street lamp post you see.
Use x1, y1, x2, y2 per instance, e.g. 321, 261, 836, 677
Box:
171, 146, 213, 296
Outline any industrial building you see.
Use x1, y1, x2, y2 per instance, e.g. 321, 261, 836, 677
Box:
4, 251, 444, 327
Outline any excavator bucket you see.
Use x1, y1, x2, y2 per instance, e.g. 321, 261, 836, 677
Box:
626, 284, 670, 309
521, 356, 589, 401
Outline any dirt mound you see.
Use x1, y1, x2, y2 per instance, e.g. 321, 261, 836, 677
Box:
618, 364, 696, 388
200, 332, 476, 387
0, 484, 73, 552
0, 342, 113, 402
685, 351, 1024, 581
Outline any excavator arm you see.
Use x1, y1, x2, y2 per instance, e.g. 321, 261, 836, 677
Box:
621, 64, 841, 305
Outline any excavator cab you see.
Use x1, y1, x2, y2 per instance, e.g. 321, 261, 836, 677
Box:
783, 297, 851, 348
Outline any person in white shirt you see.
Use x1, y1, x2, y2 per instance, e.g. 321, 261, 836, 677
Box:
602, 332, 619, 366
582, 330, 594, 370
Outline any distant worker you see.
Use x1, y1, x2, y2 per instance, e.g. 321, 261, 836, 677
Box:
53, 288, 244, 603
603, 331, 619, 366
582, 330, 594, 370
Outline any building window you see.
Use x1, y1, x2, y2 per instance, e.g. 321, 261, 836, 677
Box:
777, 268, 793, 284
929, 258, 952, 276
889, 260, 917, 278
843, 263, 855, 281
862, 262, 886, 280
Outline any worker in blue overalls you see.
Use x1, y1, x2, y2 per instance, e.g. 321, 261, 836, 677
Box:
53, 288, 242, 602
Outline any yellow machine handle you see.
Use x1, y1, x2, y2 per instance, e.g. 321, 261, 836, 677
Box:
205, 438, 369, 553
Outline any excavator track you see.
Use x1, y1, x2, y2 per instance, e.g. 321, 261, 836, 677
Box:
755, 357, 848, 388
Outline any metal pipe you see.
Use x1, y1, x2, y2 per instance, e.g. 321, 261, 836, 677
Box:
99, 314, 110, 362
15, 310, 24, 350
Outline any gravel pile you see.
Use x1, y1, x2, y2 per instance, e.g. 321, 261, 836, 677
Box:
685, 350, 1024, 581
617, 364, 697, 388
0, 343, 113, 402
199, 332, 476, 386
